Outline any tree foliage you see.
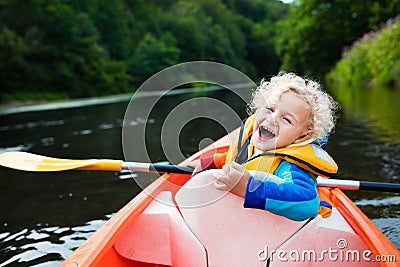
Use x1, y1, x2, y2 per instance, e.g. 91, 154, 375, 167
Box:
0, 0, 130, 99
276, 0, 400, 77
0, 0, 290, 100
0, 0, 399, 101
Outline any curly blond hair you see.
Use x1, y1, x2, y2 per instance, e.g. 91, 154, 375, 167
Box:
249, 72, 339, 140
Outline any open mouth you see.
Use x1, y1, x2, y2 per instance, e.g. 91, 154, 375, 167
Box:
259, 126, 275, 140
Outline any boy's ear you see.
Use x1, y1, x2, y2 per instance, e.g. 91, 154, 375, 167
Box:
293, 129, 313, 143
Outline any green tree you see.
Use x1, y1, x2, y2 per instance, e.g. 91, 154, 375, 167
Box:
0, 0, 130, 99
162, 0, 247, 69
0, 28, 29, 96
222, 0, 289, 78
0, 0, 292, 100
128, 32, 180, 86
84, 0, 130, 60
247, 21, 282, 77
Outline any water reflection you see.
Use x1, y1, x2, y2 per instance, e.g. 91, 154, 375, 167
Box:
330, 85, 400, 139
329, 85, 400, 248
329, 85, 400, 185
329, 113, 400, 182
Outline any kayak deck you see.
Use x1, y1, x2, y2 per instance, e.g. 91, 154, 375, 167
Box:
61, 134, 399, 267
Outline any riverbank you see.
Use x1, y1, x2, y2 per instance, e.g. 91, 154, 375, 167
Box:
0, 94, 133, 116
0, 85, 233, 116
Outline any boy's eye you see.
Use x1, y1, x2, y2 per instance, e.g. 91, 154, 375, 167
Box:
283, 117, 292, 124
265, 107, 274, 112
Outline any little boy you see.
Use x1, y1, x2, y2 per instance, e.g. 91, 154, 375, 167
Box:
186, 72, 339, 221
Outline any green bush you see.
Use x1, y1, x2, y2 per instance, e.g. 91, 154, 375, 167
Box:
368, 21, 400, 87
328, 38, 373, 85
327, 19, 400, 87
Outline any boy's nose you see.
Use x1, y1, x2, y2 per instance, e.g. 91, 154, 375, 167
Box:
270, 113, 279, 125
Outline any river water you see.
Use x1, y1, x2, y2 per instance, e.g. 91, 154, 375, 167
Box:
0, 86, 399, 266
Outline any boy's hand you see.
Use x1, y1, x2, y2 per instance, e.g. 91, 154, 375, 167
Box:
184, 159, 203, 176
213, 162, 250, 197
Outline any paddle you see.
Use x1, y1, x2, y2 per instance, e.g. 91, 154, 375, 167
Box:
0, 151, 194, 174
0, 151, 399, 193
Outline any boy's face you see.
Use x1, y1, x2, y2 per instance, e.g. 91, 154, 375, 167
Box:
253, 91, 312, 152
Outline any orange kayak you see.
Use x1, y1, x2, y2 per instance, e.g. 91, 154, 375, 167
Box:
61, 132, 399, 267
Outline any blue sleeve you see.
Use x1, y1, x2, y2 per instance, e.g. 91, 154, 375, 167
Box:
243, 161, 320, 221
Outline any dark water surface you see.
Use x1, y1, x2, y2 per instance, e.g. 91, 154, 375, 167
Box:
0, 87, 399, 266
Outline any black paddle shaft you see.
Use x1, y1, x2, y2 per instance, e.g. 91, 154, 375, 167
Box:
150, 164, 194, 174
359, 181, 400, 193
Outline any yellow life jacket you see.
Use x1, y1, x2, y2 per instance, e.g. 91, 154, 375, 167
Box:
225, 115, 339, 178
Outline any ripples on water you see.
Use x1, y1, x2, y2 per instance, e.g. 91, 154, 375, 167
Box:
0, 217, 109, 266
331, 114, 400, 183
0, 100, 136, 266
